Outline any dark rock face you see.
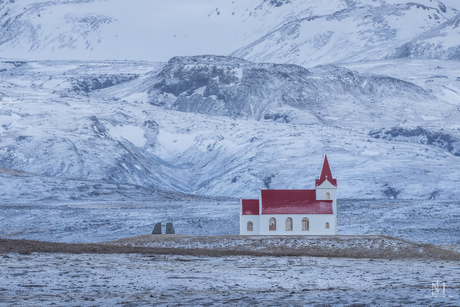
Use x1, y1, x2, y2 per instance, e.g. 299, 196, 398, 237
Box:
166, 222, 175, 234
370, 127, 460, 156
149, 55, 312, 120
383, 186, 400, 199
148, 55, 433, 121
268, 0, 292, 7
152, 223, 162, 234
72, 74, 138, 93
389, 42, 460, 61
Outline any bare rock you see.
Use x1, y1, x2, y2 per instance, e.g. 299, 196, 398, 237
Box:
166, 222, 175, 234
152, 223, 162, 234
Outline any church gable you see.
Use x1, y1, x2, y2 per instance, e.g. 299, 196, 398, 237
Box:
316, 180, 337, 189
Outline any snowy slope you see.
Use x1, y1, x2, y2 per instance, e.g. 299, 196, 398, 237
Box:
0, 0, 264, 61
231, 1, 460, 66
1, 58, 460, 200
1, 0, 460, 64
1, 1, 460, 202
386, 14, 460, 60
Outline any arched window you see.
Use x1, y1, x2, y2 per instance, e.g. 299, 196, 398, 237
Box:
326, 192, 330, 200
302, 218, 309, 231
269, 217, 276, 231
325, 222, 330, 229
247, 221, 253, 232
285, 217, 293, 231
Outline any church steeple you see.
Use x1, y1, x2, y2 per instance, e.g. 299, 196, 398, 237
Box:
315, 155, 337, 187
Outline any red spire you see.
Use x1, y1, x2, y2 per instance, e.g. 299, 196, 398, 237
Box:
315, 155, 337, 187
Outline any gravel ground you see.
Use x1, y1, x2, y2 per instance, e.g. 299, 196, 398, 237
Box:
0, 252, 459, 306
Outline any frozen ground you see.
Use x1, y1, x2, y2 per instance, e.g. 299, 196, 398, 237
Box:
0, 200, 238, 243
0, 198, 459, 249
0, 252, 459, 306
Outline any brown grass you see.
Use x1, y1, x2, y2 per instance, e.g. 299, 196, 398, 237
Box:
1, 235, 459, 260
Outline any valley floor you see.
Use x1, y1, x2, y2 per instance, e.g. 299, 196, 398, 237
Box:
0, 251, 458, 306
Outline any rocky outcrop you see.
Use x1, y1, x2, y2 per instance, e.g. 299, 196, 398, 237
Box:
370, 127, 460, 156
148, 55, 437, 123
72, 74, 139, 94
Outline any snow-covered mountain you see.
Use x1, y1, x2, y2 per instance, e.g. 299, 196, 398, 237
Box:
1, 0, 459, 65
386, 14, 460, 60
0, 0, 263, 61
1, 57, 460, 201
1, 0, 460, 203
231, 0, 460, 66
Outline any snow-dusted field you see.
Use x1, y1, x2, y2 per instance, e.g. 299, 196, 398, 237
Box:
1, 252, 459, 306
1, 198, 459, 247
0, 200, 239, 243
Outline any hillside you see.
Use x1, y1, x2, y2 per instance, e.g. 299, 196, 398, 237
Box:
386, 14, 460, 61
1, 57, 460, 201
231, 1, 460, 66
0, 0, 459, 64
1, 1, 460, 201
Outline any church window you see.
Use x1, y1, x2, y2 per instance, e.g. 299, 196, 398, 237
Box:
326, 192, 330, 200
285, 217, 293, 231
302, 218, 309, 231
269, 217, 276, 231
325, 222, 330, 229
247, 221, 253, 232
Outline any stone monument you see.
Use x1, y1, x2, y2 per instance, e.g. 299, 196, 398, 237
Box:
152, 222, 162, 234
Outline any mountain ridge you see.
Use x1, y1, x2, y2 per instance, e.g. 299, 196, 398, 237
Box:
0, 0, 459, 64
231, 1, 460, 66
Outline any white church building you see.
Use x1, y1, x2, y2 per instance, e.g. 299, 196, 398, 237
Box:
240, 156, 337, 235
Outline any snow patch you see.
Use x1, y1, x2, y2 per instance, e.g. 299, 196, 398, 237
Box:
0, 113, 20, 127
362, 150, 380, 156
123, 92, 149, 103
232, 67, 243, 79
440, 87, 460, 105
421, 115, 444, 120
42, 79, 70, 89
157, 129, 196, 158
194, 86, 207, 95
105, 123, 146, 147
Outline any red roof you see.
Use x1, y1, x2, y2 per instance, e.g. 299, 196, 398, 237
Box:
242, 199, 259, 215
261, 190, 333, 214
315, 155, 337, 187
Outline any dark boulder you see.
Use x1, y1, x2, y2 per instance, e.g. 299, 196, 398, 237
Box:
152, 222, 162, 234
166, 222, 175, 234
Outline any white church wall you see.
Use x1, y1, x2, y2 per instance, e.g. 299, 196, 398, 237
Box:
259, 214, 336, 235
239, 214, 260, 235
